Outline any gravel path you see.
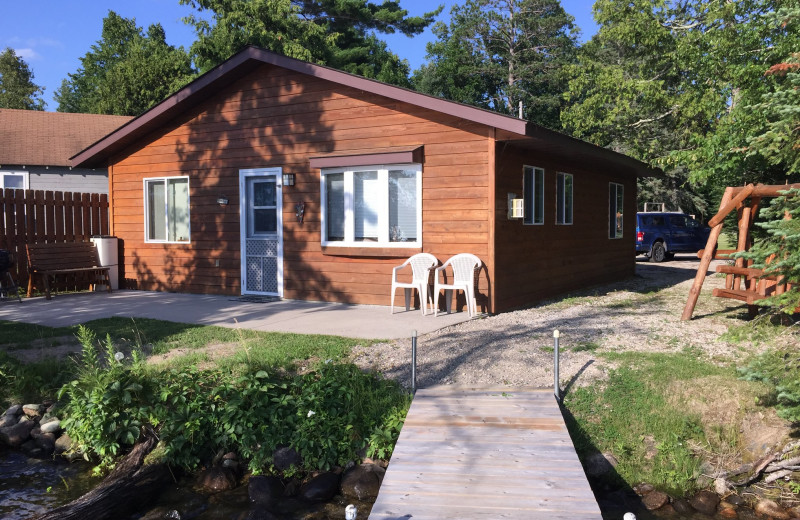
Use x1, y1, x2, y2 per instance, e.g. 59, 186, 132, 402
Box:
350, 255, 781, 390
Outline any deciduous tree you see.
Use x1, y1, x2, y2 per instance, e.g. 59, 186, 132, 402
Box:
56, 11, 195, 116
0, 48, 45, 110
561, 1, 799, 215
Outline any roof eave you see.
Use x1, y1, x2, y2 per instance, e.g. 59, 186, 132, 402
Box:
70, 46, 530, 168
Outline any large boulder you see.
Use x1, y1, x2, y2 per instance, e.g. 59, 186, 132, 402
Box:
273, 447, 302, 472
340, 464, 385, 501
248, 475, 284, 507
0, 419, 36, 448
755, 499, 792, 520
641, 490, 668, 511
299, 472, 340, 502
197, 466, 238, 494
689, 490, 720, 516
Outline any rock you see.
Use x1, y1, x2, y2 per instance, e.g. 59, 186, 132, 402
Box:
273, 446, 302, 472
633, 483, 655, 496
21, 439, 45, 457
584, 451, 618, 477
197, 466, 238, 494
299, 472, 340, 502
718, 507, 737, 519
18, 415, 31, 423
248, 475, 283, 507
0, 414, 18, 428
283, 478, 301, 497
22, 404, 42, 417
714, 477, 729, 495
33, 432, 56, 454
40, 419, 60, 434
689, 490, 720, 516
642, 490, 669, 511
672, 498, 695, 515
340, 464, 385, 501
0, 419, 36, 447
54, 433, 74, 453
246, 509, 280, 520
725, 494, 744, 506
754, 499, 792, 520
4, 405, 21, 416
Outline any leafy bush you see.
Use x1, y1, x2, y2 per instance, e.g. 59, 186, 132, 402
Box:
740, 346, 800, 423
56, 327, 410, 474
58, 326, 153, 468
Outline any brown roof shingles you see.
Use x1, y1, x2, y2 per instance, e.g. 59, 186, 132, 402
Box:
0, 109, 132, 167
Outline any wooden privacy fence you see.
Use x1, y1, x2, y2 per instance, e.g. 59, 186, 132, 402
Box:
0, 188, 109, 287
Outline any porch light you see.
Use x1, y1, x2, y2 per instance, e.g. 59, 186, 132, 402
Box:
282, 173, 296, 186
217, 196, 229, 206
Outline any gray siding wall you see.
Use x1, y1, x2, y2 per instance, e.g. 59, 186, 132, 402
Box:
10, 166, 109, 194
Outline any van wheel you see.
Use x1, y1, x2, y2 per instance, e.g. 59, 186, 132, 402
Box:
649, 242, 666, 263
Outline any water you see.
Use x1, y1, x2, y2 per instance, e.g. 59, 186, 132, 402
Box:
0, 445, 374, 520
0, 446, 101, 518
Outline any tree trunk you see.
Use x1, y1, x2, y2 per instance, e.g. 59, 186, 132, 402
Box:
34, 430, 173, 520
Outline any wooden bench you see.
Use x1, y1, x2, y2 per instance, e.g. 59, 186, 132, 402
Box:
26, 242, 111, 300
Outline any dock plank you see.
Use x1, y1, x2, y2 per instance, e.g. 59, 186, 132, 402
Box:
368, 386, 601, 519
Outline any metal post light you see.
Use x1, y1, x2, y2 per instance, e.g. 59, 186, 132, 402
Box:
411, 330, 417, 394
553, 329, 561, 403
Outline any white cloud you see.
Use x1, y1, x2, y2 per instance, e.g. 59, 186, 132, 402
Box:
14, 48, 42, 61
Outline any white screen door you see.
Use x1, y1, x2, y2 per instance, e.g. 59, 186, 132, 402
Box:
239, 168, 283, 296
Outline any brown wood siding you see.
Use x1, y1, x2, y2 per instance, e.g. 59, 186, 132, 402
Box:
109, 64, 492, 309
492, 144, 638, 312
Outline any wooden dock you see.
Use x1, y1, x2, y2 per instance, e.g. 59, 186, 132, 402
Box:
368, 386, 602, 520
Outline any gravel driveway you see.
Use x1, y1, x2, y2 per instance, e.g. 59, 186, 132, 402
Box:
350, 255, 774, 390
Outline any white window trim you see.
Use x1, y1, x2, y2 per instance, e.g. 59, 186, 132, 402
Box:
1, 171, 29, 190
523, 165, 545, 226
320, 164, 422, 248
609, 182, 624, 239
556, 172, 573, 226
143, 176, 191, 244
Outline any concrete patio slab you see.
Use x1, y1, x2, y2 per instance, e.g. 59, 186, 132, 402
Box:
0, 290, 475, 340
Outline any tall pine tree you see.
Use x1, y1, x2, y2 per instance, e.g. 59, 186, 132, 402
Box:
180, 0, 440, 87
413, 0, 578, 130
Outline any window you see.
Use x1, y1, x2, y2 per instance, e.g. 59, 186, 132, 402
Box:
556, 172, 573, 225
523, 166, 544, 225
609, 182, 624, 239
321, 165, 421, 247
1, 171, 29, 190
144, 177, 190, 243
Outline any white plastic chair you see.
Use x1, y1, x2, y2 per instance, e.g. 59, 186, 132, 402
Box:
390, 253, 439, 315
433, 253, 482, 317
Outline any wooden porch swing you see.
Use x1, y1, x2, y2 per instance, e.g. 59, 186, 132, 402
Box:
681, 183, 800, 320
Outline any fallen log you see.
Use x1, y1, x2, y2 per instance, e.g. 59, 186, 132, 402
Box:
34, 429, 173, 520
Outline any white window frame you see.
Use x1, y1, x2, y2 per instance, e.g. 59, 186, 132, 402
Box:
143, 176, 191, 244
556, 172, 573, 225
1, 171, 29, 190
320, 164, 422, 248
609, 182, 624, 239
523, 165, 545, 225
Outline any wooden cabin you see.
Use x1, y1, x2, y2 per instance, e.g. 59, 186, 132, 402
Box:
71, 47, 658, 314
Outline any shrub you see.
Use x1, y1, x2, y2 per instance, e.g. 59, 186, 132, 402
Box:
57, 327, 411, 474
740, 346, 800, 423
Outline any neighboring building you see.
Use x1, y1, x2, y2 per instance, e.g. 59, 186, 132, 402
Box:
71, 47, 658, 313
0, 109, 132, 193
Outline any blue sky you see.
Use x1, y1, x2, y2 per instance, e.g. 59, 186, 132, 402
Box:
0, 0, 598, 110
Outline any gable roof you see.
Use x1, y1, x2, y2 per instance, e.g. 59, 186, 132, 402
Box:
0, 109, 132, 168
70, 46, 659, 177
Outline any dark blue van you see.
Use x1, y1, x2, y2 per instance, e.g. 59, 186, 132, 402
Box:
635, 212, 711, 262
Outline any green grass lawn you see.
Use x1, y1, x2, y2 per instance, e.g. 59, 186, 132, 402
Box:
0, 317, 373, 403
